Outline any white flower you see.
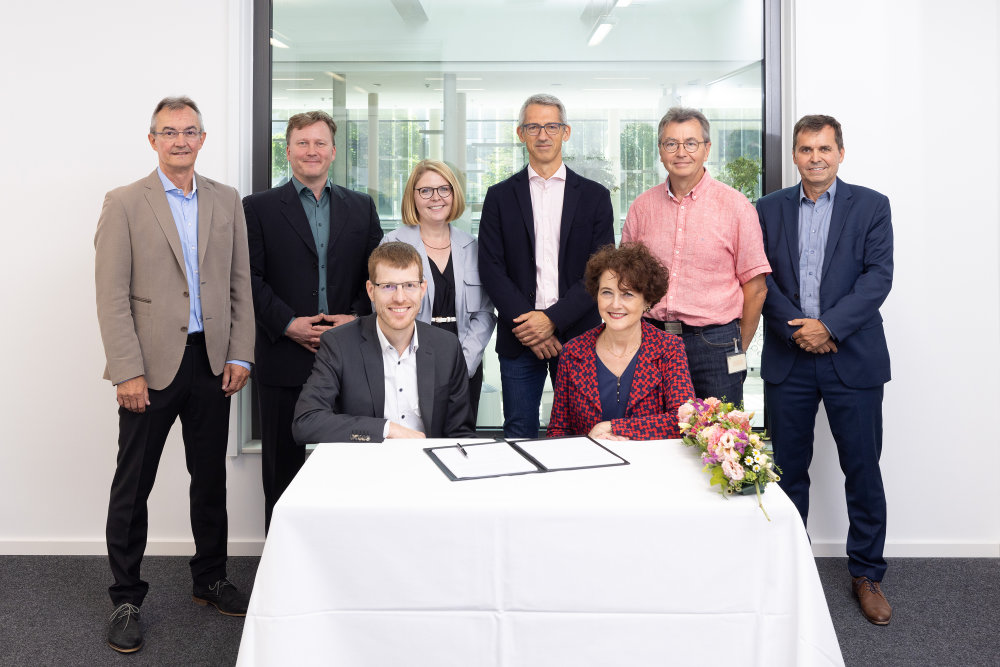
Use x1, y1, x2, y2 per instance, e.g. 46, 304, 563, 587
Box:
753, 464, 761, 472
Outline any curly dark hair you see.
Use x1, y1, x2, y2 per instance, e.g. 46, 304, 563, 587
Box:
584, 242, 668, 306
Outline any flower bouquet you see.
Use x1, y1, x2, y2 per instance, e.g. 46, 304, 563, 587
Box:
677, 397, 780, 520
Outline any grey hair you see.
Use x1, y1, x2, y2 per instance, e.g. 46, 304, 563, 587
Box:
657, 107, 710, 143
149, 96, 204, 134
518, 93, 567, 126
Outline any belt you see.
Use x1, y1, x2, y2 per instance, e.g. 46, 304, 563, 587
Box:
185, 331, 206, 346
643, 317, 738, 335
431, 316, 457, 323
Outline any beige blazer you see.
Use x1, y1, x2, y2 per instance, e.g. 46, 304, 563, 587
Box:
95, 170, 254, 390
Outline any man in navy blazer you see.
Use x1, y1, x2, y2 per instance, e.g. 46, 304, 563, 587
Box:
479, 94, 614, 438
757, 115, 893, 625
244, 111, 382, 531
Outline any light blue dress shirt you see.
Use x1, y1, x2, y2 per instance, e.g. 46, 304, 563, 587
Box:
156, 168, 249, 370
797, 180, 836, 336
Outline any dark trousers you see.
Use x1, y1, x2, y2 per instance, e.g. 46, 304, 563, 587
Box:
107, 340, 231, 606
498, 352, 559, 438
766, 353, 887, 581
468, 361, 484, 426
258, 382, 306, 533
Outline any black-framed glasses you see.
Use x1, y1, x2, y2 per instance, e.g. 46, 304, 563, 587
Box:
520, 122, 566, 136
660, 140, 707, 153
153, 129, 203, 140
373, 281, 423, 294
415, 185, 453, 199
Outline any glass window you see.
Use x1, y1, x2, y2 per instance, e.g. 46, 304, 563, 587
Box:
260, 0, 769, 432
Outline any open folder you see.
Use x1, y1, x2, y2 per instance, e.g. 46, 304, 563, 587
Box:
425, 436, 629, 481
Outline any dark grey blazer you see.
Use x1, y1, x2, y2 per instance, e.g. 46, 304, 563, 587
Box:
292, 315, 476, 443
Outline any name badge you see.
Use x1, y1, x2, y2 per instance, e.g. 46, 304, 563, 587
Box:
726, 337, 747, 374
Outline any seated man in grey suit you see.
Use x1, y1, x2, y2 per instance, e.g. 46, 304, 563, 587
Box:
293, 242, 477, 443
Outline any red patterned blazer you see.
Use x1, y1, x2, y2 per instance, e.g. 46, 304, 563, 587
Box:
548, 320, 695, 440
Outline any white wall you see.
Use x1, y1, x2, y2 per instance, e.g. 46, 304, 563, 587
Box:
789, 0, 1000, 556
0, 0, 265, 555
0, 0, 997, 558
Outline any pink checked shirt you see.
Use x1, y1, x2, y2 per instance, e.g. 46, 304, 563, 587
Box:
622, 170, 770, 326
528, 163, 566, 310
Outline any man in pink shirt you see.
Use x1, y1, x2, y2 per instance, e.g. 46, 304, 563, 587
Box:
622, 107, 770, 405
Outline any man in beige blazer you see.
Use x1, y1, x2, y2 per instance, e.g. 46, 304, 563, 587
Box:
95, 96, 254, 654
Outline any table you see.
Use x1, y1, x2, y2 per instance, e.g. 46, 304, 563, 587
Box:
237, 439, 843, 666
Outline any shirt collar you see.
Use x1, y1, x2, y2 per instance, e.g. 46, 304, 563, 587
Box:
375, 318, 419, 357
527, 162, 566, 183
665, 168, 711, 201
291, 175, 331, 198
799, 178, 837, 204
157, 167, 197, 197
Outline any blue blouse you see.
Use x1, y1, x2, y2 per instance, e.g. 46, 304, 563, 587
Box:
595, 353, 638, 421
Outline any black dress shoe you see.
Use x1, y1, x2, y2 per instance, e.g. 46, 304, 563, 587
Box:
107, 603, 143, 653
192, 578, 249, 616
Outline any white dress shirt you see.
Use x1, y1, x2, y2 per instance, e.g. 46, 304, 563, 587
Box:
376, 323, 425, 437
527, 162, 566, 310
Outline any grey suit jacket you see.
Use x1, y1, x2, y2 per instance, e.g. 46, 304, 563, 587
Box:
381, 224, 497, 376
292, 315, 476, 443
95, 170, 255, 390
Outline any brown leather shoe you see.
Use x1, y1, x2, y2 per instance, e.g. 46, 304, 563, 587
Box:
852, 576, 892, 625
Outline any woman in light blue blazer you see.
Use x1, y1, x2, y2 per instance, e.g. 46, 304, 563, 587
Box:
383, 160, 497, 421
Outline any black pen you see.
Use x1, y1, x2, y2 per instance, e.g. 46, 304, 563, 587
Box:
456, 442, 469, 458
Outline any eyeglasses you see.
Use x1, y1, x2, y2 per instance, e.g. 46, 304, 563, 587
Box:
373, 281, 423, 294
520, 122, 566, 136
415, 185, 453, 199
660, 140, 707, 153
153, 129, 203, 140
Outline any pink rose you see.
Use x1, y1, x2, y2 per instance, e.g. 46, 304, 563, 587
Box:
722, 459, 745, 481
701, 424, 723, 448
726, 410, 751, 429
678, 403, 695, 422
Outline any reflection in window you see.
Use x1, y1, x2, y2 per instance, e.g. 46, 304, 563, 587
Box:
267, 0, 767, 430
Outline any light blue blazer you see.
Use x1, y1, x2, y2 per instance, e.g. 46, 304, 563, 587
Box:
382, 224, 497, 377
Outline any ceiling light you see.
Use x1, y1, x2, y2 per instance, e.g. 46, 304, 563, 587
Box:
325, 72, 346, 82
270, 37, 289, 49
588, 16, 615, 47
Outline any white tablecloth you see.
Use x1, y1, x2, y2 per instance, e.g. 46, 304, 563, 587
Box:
237, 439, 843, 667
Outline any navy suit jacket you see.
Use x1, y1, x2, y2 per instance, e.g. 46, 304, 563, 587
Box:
478, 166, 614, 358
757, 178, 893, 388
291, 316, 476, 443
244, 180, 383, 386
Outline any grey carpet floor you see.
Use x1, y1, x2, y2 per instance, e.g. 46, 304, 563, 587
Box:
0, 556, 996, 666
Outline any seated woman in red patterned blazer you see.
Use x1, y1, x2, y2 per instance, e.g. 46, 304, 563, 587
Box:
548, 243, 695, 440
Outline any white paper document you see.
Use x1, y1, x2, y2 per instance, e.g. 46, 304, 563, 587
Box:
431, 442, 541, 480
516, 436, 627, 470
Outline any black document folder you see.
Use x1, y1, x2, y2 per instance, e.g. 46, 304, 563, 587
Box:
425, 436, 629, 481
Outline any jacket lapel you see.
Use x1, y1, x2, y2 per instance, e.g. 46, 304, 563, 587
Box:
359, 317, 385, 417
415, 326, 435, 432
327, 183, 348, 256
580, 327, 602, 415
625, 324, 658, 412
782, 187, 801, 286
512, 168, 535, 248
822, 179, 852, 277
143, 171, 186, 274
558, 167, 580, 274
279, 181, 319, 256
196, 173, 212, 269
